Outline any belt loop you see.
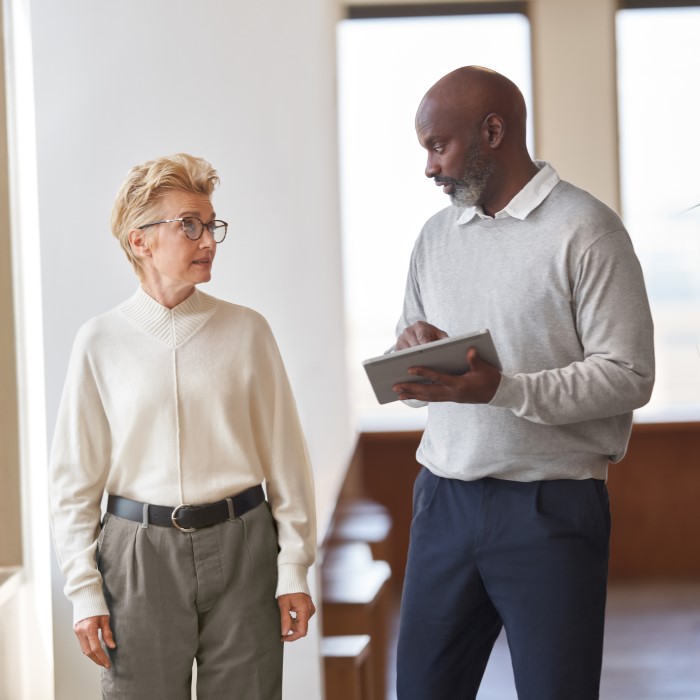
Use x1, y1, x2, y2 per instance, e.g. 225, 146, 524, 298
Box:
141, 503, 149, 529
225, 497, 235, 522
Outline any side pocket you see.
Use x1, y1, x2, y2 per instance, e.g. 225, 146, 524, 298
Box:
591, 479, 611, 540
95, 513, 111, 569
243, 503, 280, 570
412, 467, 440, 520
265, 501, 281, 553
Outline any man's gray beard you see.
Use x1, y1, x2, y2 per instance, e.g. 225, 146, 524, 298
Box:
449, 147, 495, 208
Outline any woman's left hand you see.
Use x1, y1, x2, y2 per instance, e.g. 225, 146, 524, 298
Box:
278, 593, 316, 642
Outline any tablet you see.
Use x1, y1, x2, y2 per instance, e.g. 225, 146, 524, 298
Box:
362, 329, 501, 405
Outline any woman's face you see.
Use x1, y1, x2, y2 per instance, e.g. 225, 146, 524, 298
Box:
142, 190, 217, 291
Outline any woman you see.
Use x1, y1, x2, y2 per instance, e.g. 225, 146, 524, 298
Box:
49, 153, 316, 699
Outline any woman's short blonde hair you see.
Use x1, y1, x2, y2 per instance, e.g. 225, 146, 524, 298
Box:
111, 153, 219, 274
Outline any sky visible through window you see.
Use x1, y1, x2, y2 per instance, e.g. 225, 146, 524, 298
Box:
337, 14, 532, 428
617, 7, 700, 421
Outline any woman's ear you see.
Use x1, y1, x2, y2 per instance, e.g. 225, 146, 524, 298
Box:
128, 228, 152, 260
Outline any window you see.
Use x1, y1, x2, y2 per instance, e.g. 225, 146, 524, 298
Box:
337, 9, 533, 428
617, 5, 700, 421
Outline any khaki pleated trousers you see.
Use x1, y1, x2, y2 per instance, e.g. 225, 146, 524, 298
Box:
97, 501, 282, 699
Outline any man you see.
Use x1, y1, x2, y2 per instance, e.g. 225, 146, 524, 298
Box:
391, 67, 654, 700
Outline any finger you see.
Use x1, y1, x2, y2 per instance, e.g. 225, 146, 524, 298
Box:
87, 630, 112, 669
77, 635, 92, 658
278, 599, 292, 638
283, 616, 308, 642
406, 366, 443, 382
91, 646, 112, 669
101, 618, 117, 650
281, 614, 300, 641
415, 326, 446, 344
396, 329, 421, 349
281, 612, 309, 643
75, 625, 96, 657
294, 603, 312, 625
395, 383, 451, 402
395, 367, 456, 392
466, 346, 481, 369
430, 328, 449, 342
280, 598, 315, 642
282, 630, 303, 642
77, 632, 109, 669
397, 322, 447, 349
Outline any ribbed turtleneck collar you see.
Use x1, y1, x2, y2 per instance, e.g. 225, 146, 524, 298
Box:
119, 286, 217, 347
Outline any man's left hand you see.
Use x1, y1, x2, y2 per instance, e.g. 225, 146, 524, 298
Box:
393, 347, 501, 404
278, 593, 316, 642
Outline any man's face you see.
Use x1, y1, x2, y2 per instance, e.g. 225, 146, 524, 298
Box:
416, 97, 495, 207
446, 138, 496, 208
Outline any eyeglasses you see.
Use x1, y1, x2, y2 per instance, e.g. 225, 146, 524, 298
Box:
137, 217, 228, 243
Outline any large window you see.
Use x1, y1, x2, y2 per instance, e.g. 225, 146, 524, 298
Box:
337, 9, 532, 428
617, 5, 700, 421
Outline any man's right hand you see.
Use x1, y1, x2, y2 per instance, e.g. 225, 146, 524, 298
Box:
396, 321, 448, 350
74, 614, 116, 668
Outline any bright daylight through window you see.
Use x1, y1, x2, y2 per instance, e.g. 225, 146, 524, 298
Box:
337, 12, 532, 429
617, 6, 700, 421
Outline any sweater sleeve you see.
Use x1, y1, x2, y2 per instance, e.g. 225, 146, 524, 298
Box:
490, 230, 655, 425
49, 329, 112, 624
250, 320, 316, 597
395, 243, 427, 339
391, 248, 431, 408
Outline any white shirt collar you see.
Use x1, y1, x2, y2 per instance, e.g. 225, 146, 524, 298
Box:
456, 160, 560, 225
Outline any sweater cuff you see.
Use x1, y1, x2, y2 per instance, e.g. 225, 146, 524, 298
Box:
402, 398, 428, 408
488, 373, 525, 413
276, 563, 310, 598
71, 583, 110, 626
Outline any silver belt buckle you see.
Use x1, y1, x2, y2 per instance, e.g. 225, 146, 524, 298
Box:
171, 504, 197, 533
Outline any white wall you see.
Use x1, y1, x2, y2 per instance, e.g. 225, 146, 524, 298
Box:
25, 0, 351, 697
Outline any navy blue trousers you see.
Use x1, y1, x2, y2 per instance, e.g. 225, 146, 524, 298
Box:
396, 469, 610, 700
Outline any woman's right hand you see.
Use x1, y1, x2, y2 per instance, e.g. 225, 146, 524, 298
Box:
74, 614, 116, 668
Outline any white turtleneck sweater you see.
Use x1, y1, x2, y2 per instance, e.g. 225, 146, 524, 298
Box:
49, 287, 316, 624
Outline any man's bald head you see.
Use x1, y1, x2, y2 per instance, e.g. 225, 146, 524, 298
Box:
417, 66, 528, 147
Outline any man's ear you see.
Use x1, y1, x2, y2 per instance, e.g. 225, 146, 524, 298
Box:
483, 113, 505, 149
128, 228, 151, 259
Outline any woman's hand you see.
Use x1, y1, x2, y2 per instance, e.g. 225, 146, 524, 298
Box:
74, 614, 116, 668
278, 593, 316, 642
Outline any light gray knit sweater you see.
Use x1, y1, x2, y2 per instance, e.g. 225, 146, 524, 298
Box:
397, 169, 655, 482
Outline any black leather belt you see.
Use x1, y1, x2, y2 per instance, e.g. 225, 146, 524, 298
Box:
106, 484, 265, 532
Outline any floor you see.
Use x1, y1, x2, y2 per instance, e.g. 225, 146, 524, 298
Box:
385, 581, 700, 700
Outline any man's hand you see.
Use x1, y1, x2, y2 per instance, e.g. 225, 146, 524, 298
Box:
395, 321, 448, 350
393, 347, 502, 404
74, 614, 116, 668
278, 593, 316, 642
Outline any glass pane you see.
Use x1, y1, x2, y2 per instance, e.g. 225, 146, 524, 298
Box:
617, 7, 700, 421
337, 14, 532, 429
